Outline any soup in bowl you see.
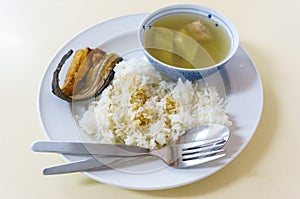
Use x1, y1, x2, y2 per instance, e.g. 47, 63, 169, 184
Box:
138, 4, 239, 80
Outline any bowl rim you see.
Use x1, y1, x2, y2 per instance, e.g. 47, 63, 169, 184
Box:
138, 4, 239, 71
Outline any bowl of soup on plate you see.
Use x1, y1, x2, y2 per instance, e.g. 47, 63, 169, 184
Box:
138, 4, 239, 80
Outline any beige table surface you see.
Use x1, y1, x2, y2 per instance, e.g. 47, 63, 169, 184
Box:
1, 0, 299, 198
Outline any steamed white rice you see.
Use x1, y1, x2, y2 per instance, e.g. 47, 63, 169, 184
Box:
79, 57, 231, 149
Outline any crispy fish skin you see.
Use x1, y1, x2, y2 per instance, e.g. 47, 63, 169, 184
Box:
52, 50, 74, 102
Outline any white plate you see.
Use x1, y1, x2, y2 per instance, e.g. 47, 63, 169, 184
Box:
38, 13, 263, 190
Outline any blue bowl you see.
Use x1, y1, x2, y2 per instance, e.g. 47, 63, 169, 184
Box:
138, 4, 239, 80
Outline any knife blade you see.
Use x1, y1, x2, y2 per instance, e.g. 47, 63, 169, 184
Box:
43, 157, 142, 175
31, 141, 150, 156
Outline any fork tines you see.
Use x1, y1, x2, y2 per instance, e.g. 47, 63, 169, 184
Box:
182, 149, 225, 161
180, 139, 226, 161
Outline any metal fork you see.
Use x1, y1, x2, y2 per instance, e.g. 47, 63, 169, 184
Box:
32, 139, 226, 172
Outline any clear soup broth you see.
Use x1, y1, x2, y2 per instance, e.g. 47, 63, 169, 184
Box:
144, 13, 231, 69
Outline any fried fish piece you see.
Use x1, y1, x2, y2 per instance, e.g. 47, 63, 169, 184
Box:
52, 48, 122, 102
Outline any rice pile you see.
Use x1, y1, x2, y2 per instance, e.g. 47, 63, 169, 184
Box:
79, 57, 231, 149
